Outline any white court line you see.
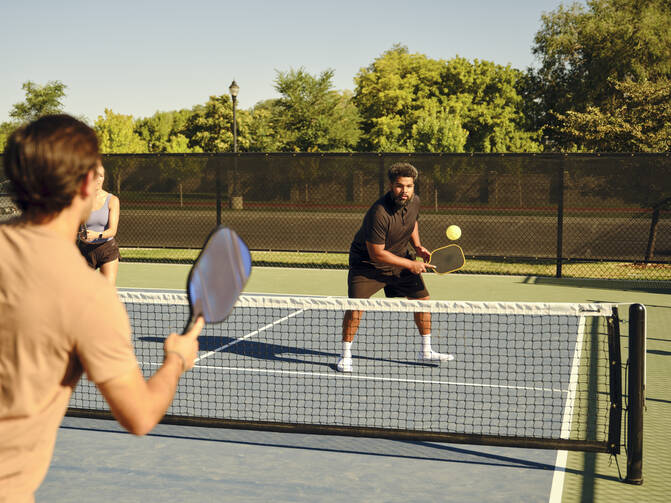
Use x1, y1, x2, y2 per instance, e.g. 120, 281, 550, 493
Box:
139, 359, 568, 394
548, 315, 586, 503
193, 308, 307, 363
197, 365, 569, 393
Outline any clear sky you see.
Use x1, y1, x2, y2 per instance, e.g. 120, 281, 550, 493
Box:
0, 0, 583, 124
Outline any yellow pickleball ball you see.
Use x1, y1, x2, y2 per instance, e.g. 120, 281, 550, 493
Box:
446, 225, 461, 240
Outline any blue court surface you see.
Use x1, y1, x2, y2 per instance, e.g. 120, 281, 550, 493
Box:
40, 416, 562, 502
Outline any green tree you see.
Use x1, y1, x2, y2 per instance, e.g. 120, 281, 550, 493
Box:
135, 109, 195, 152
183, 95, 249, 152
411, 103, 468, 153
1, 80, 69, 151
247, 100, 283, 152
165, 134, 199, 153
354, 45, 445, 151
442, 58, 541, 152
354, 46, 541, 152
272, 68, 361, 152
0, 122, 16, 152
9, 80, 67, 123
94, 109, 146, 153
94, 109, 146, 194
529, 0, 671, 147
557, 78, 671, 152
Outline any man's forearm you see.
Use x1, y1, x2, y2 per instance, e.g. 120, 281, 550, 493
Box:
370, 248, 415, 269
98, 354, 185, 436
144, 353, 185, 418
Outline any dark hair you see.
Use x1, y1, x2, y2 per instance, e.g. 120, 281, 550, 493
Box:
388, 162, 418, 183
3, 114, 100, 217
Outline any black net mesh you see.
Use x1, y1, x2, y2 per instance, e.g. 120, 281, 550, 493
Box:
69, 290, 622, 452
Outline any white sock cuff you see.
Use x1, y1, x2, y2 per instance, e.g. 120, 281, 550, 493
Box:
421, 333, 432, 351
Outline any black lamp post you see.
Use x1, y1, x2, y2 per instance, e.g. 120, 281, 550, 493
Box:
229, 80, 239, 153
229, 80, 241, 206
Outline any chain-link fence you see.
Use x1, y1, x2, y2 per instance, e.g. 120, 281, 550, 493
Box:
2, 153, 670, 282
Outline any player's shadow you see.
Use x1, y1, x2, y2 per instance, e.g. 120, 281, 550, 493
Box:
139, 336, 438, 370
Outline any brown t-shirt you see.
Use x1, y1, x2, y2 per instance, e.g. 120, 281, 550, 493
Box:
0, 223, 136, 501
349, 192, 421, 275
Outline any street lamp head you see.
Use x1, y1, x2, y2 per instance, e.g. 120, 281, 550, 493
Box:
229, 80, 239, 98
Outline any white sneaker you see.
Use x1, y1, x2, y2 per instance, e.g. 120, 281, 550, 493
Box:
418, 350, 454, 362
336, 356, 353, 373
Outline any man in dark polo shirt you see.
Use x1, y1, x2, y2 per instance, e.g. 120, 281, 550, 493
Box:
336, 162, 453, 373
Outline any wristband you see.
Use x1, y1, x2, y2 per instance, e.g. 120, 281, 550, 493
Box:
165, 350, 186, 372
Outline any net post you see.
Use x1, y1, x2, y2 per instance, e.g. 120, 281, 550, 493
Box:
625, 303, 646, 484
607, 308, 622, 455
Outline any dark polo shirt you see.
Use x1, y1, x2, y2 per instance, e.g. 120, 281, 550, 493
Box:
349, 192, 421, 275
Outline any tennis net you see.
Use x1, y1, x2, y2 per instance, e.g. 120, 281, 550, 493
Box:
69, 289, 641, 456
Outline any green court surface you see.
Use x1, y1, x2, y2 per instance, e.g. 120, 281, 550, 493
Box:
116, 262, 670, 502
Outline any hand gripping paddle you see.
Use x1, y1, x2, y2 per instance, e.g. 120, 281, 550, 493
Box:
427, 244, 465, 274
184, 226, 252, 332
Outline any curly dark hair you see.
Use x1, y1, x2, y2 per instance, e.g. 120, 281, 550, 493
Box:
3, 114, 100, 217
387, 162, 418, 183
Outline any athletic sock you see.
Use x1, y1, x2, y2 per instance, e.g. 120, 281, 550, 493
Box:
342, 341, 352, 359
421, 334, 432, 354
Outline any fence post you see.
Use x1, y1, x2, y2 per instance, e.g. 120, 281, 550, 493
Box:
215, 155, 221, 226
626, 303, 646, 484
555, 162, 565, 278
378, 153, 385, 197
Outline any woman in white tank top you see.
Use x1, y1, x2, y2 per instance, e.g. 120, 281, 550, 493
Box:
77, 164, 120, 283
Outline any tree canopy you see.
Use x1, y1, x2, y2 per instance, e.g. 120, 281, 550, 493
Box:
94, 109, 146, 153
557, 78, 671, 152
135, 110, 197, 153
529, 0, 671, 148
354, 46, 541, 152
182, 94, 248, 153
1, 80, 69, 151
272, 68, 361, 152
9, 80, 67, 123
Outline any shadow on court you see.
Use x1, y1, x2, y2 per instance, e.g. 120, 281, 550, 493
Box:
139, 336, 440, 370
58, 422, 622, 483
524, 276, 671, 294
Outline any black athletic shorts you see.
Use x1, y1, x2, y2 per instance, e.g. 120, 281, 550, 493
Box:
347, 266, 429, 299
78, 238, 120, 269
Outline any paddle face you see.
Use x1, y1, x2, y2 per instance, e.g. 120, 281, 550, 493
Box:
185, 226, 252, 332
428, 245, 465, 274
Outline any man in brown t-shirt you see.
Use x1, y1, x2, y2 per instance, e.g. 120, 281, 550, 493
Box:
0, 115, 203, 502
337, 162, 454, 373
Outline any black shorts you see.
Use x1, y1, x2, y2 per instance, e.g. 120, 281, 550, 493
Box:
78, 238, 120, 269
347, 266, 429, 299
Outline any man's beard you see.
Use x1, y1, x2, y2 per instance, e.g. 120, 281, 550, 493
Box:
392, 193, 412, 209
